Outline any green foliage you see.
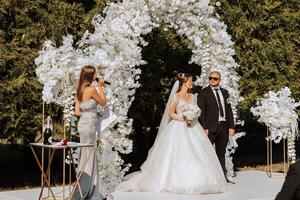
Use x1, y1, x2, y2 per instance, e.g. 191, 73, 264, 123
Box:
211, 0, 300, 120
0, 0, 111, 145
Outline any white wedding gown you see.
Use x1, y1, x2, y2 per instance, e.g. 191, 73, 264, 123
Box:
116, 94, 228, 194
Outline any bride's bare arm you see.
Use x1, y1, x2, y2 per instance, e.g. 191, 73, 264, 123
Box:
169, 100, 183, 121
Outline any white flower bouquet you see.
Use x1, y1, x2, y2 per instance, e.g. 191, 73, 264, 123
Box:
251, 87, 299, 163
182, 104, 201, 127
250, 87, 299, 143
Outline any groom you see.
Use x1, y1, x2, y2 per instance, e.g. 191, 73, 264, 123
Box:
197, 71, 235, 181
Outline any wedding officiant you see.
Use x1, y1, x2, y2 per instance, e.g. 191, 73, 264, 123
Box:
73, 65, 106, 200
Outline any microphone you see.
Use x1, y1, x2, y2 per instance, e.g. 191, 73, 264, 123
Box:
104, 81, 111, 85
95, 78, 111, 85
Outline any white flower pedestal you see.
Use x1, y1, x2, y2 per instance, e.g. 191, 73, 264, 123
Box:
251, 87, 299, 179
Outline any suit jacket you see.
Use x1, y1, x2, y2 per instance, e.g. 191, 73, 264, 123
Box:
275, 161, 300, 200
197, 86, 234, 133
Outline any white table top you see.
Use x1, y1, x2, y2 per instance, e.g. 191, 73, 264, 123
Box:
30, 142, 94, 149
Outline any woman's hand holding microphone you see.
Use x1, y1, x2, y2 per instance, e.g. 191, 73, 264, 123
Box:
95, 78, 105, 87
95, 78, 110, 87
95, 77, 107, 106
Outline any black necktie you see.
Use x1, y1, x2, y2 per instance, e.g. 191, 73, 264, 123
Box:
214, 89, 224, 117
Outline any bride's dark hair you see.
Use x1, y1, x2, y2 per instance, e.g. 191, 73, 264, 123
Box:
176, 73, 192, 93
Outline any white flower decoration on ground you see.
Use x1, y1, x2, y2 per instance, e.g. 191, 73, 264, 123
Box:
35, 0, 243, 193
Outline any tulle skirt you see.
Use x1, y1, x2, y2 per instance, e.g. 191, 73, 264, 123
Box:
116, 120, 229, 194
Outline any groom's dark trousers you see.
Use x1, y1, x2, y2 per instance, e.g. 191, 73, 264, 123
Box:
198, 86, 234, 175
207, 123, 228, 174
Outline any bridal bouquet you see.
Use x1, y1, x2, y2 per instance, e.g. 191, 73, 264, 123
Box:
182, 104, 201, 127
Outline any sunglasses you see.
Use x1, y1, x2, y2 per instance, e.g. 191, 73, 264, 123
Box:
209, 77, 220, 81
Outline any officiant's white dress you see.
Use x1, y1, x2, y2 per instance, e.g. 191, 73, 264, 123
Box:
116, 93, 228, 194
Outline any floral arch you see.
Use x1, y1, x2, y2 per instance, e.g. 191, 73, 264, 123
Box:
35, 0, 244, 194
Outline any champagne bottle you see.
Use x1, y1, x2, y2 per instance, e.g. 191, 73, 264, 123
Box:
43, 116, 53, 145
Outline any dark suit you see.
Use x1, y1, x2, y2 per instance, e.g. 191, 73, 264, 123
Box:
197, 86, 234, 174
275, 161, 300, 200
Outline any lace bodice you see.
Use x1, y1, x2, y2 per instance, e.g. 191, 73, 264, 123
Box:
175, 94, 198, 115
172, 94, 198, 121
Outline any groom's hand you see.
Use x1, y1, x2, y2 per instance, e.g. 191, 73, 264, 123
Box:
204, 129, 209, 135
229, 128, 235, 136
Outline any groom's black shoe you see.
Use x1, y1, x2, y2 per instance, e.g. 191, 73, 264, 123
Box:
226, 177, 236, 184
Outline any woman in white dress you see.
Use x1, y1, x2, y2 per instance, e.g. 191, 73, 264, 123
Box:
116, 73, 228, 194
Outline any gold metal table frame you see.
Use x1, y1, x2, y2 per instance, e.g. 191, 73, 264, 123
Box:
30, 142, 95, 200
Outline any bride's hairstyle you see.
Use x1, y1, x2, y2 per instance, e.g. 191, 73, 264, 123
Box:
76, 65, 96, 101
176, 73, 192, 93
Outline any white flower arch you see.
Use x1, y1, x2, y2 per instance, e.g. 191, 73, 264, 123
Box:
35, 0, 244, 194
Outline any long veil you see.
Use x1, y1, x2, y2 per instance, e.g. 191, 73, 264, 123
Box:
156, 80, 179, 137
127, 80, 179, 175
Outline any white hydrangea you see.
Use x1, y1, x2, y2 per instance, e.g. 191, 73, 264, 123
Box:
251, 87, 299, 162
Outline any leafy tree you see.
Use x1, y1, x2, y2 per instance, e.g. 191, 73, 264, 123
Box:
211, 0, 300, 121
210, 0, 300, 164
0, 0, 110, 147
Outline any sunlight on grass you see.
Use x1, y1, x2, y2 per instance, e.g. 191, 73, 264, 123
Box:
238, 163, 291, 172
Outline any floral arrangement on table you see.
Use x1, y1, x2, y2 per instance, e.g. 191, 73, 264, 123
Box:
251, 87, 300, 163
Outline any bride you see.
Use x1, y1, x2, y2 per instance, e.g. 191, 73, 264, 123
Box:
116, 73, 228, 194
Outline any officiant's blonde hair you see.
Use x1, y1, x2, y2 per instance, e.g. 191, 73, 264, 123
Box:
76, 65, 96, 102
176, 73, 192, 93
